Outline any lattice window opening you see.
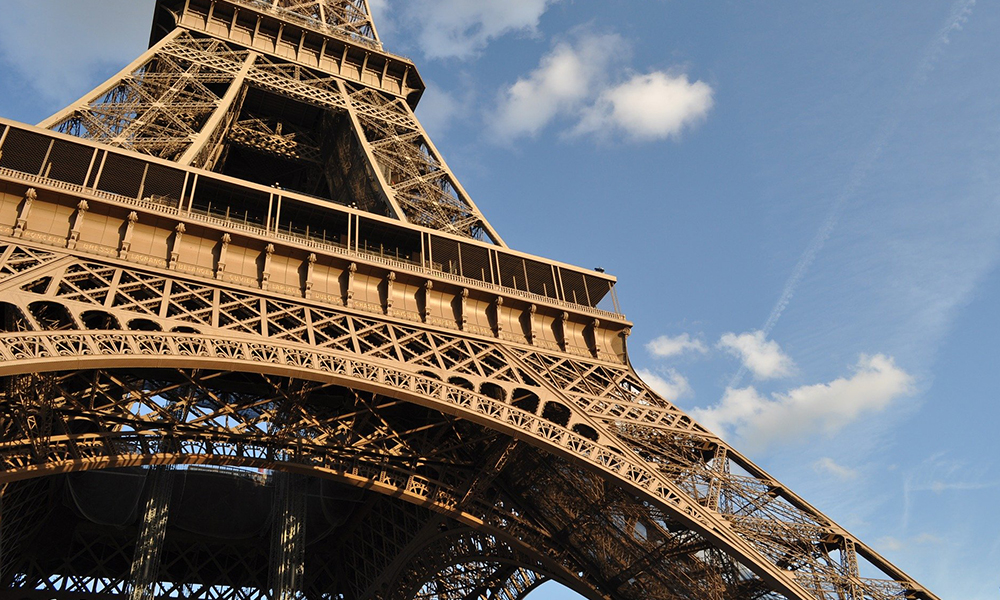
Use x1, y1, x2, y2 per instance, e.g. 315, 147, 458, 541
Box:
55, 264, 114, 298
96, 154, 150, 200
495, 252, 530, 294
428, 235, 460, 276
0, 128, 52, 176
0, 246, 59, 276
0, 302, 33, 333
26, 300, 78, 331
80, 310, 123, 331
189, 176, 272, 228
357, 216, 422, 265
217, 88, 349, 200
165, 291, 215, 324
36, 139, 97, 186
278, 200, 351, 247
113, 273, 169, 310
141, 164, 187, 208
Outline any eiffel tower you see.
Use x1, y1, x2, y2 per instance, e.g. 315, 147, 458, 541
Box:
0, 2, 938, 600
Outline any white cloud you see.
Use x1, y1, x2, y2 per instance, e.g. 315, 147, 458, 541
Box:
636, 368, 692, 403
386, 0, 559, 60
492, 34, 713, 143
646, 333, 708, 359
367, 0, 390, 28
814, 457, 859, 480
718, 330, 795, 380
491, 33, 622, 141
415, 81, 470, 137
574, 71, 714, 141
693, 354, 913, 451
0, 0, 154, 104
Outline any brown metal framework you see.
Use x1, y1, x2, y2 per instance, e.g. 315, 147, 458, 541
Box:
0, 2, 938, 600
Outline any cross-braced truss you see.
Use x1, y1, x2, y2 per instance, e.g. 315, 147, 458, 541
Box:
246, 0, 381, 49
39, 26, 500, 243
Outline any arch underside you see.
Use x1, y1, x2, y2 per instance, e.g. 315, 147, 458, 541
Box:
0, 368, 771, 600
1, 470, 545, 600
0, 242, 929, 600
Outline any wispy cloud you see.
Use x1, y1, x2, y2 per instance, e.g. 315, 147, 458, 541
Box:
636, 368, 692, 403
646, 333, 708, 359
718, 330, 794, 380
814, 457, 859, 480
902, 454, 999, 528
693, 354, 913, 451
491, 32, 713, 143
877, 533, 941, 552
728, 0, 980, 389
377, 0, 559, 60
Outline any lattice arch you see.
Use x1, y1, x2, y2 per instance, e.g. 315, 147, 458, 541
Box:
0, 366, 752, 600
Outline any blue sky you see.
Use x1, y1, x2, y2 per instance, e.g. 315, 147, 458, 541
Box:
1, 1, 996, 597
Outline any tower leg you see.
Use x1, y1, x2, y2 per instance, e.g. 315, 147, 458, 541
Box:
129, 466, 174, 600
270, 472, 307, 600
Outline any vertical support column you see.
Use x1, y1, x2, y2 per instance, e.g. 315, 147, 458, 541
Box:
217, 233, 232, 280
12, 188, 37, 238
269, 471, 306, 600
558, 311, 569, 350
706, 446, 727, 512
842, 538, 862, 600
587, 318, 600, 358
385, 271, 395, 314
527, 304, 538, 344
67, 200, 89, 249
129, 466, 174, 600
337, 80, 408, 221
304, 253, 317, 299
262, 243, 275, 290
119, 211, 139, 259
169, 223, 185, 270
345, 262, 357, 307
493, 296, 503, 337
459, 288, 469, 330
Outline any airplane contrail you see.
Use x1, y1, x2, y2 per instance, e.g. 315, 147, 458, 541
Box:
726, 0, 977, 389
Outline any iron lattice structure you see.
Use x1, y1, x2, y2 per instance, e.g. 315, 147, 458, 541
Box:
0, 2, 938, 600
